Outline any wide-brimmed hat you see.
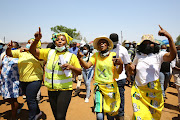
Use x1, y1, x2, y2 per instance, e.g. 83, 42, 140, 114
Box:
0, 40, 5, 45
124, 40, 131, 44
93, 36, 113, 51
140, 34, 156, 45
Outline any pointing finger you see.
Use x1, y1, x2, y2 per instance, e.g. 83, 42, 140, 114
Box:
159, 25, 163, 30
39, 27, 41, 34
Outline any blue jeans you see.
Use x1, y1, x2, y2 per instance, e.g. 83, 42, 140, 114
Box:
107, 79, 126, 120
164, 72, 171, 91
159, 72, 170, 97
20, 80, 42, 120
82, 67, 94, 98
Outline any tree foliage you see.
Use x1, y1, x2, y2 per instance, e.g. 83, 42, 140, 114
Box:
51, 25, 82, 40
176, 35, 180, 42
175, 35, 180, 45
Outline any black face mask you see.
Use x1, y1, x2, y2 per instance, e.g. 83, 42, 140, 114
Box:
141, 44, 154, 55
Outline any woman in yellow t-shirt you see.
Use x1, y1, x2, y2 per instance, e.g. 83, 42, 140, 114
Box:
77, 36, 123, 120
29, 28, 82, 120
6, 38, 43, 120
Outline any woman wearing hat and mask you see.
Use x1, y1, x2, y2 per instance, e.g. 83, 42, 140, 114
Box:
129, 25, 177, 120
6, 38, 43, 120
77, 36, 123, 120
29, 28, 82, 120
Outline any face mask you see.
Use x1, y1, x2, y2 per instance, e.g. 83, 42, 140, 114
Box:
83, 50, 88, 54
11, 48, 18, 50
100, 49, 109, 57
161, 49, 166, 52
26, 44, 31, 49
141, 44, 154, 55
0, 45, 3, 49
125, 44, 129, 48
55, 46, 66, 52
113, 41, 118, 45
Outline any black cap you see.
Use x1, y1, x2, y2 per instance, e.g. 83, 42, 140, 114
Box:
109, 33, 119, 42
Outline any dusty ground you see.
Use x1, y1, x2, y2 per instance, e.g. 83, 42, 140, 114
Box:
0, 77, 180, 120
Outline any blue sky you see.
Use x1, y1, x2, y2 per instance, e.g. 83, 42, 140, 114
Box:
0, 0, 180, 44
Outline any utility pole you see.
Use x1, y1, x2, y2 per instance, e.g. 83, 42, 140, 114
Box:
121, 31, 123, 44
4, 36, 5, 44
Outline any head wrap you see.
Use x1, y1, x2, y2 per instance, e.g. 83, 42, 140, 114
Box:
51, 32, 73, 45
29, 38, 41, 48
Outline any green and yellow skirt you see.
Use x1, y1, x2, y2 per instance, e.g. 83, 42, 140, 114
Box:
94, 81, 120, 116
131, 79, 164, 120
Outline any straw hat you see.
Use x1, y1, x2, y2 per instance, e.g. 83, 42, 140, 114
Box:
93, 36, 113, 51
140, 34, 156, 45
0, 40, 5, 45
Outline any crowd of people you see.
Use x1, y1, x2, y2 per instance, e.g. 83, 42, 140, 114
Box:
0, 25, 179, 120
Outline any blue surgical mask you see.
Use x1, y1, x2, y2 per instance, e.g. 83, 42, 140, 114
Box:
11, 48, 18, 50
0, 45, 3, 49
125, 44, 129, 48
26, 44, 31, 49
55, 46, 66, 52
161, 49, 166, 52
83, 50, 88, 54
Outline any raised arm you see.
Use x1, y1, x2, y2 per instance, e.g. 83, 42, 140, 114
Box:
6, 40, 13, 57
77, 49, 93, 69
29, 27, 41, 58
158, 25, 177, 62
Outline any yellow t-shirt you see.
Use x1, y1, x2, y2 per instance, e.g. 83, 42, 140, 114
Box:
90, 52, 119, 83
39, 48, 81, 91
12, 50, 44, 82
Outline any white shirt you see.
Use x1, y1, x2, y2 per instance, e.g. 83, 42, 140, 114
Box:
133, 51, 166, 86
0, 49, 6, 67
111, 45, 131, 81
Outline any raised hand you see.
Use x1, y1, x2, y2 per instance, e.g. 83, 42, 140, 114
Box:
77, 49, 84, 58
158, 25, 171, 38
7, 40, 13, 49
34, 27, 42, 41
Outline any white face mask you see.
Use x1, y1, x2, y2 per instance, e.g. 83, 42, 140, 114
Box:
55, 46, 66, 52
161, 49, 166, 52
83, 50, 88, 54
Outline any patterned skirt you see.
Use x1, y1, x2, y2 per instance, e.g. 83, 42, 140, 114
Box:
131, 79, 164, 120
94, 81, 120, 116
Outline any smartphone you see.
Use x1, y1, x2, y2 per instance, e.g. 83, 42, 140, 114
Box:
113, 56, 116, 58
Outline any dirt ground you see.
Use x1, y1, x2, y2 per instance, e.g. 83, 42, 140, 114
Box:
0, 76, 180, 120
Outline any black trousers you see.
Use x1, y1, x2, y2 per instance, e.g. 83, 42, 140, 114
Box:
48, 90, 72, 120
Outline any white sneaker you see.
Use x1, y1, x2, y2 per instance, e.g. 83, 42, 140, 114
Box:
85, 98, 89, 103
35, 111, 42, 120
23, 95, 26, 99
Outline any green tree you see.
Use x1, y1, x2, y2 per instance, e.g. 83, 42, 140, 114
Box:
51, 25, 82, 40
176, 35, 180, 45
